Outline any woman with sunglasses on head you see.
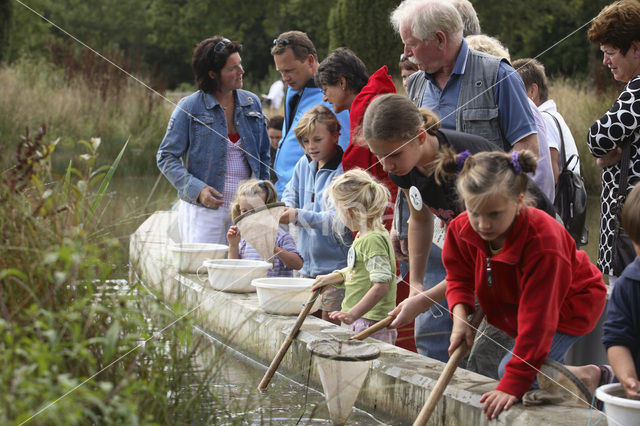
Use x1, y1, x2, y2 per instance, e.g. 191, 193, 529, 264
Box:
157, 36, 271, 244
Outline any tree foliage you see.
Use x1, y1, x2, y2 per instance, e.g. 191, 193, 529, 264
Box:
475, 0, 612, 78
3, 0, 624, 89
328, 0, 403, 75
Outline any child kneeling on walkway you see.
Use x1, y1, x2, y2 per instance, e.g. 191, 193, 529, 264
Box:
440, 149, 606, 419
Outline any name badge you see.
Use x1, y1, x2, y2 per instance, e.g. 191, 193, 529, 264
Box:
347, 246, 355, 269
409, 186, 423, 211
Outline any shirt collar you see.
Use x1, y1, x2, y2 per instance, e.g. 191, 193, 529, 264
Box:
305, 145, 344, 170
203, 89, 253, 110
320, 145, 343, 170
423, 39, 469, 83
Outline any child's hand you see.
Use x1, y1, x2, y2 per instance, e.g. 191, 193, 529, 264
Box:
479, 390, 518, 420
448, 305, 475, 356
226, 225, 241, 246
622, 377, 640, 399
329, 310, 356, 324
388, 293, 433, 329
311, 272, 343, 291
280, 207, 298, 224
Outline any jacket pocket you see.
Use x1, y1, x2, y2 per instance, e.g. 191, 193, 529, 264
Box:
461, 108, 503, 146
193, 115, 215, 140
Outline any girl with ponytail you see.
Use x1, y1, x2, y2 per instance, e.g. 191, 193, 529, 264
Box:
441, 149, 605, 419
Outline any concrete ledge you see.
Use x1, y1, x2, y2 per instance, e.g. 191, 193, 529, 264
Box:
130, 211, 600, 425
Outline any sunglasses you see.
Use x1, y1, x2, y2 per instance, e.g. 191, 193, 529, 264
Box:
272, 38, 291, 46
214, 38, 231, 53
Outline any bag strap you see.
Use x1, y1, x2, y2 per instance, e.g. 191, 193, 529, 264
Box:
618, 141, 632, 202
543, 111, 567, 167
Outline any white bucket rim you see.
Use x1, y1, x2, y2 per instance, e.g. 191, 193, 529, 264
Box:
251, 277, 314, 289
203, 259, 272, 270
168, 243, 228, 253
595, 383, 640, 408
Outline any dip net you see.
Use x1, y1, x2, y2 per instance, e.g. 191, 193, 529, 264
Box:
233, 202, 286, 263
307, 338, 380, 425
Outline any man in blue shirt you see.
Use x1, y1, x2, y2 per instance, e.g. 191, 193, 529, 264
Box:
271, 31, 350, 194
389, 0, 539, 367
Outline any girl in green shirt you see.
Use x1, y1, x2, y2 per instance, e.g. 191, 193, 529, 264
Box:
311, 169, 397, 344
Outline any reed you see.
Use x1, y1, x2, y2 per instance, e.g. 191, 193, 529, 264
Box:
0, 55, 172, 177
0, 127, 222, 424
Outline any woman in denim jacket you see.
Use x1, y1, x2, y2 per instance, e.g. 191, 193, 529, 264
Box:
157, 36, 271, 244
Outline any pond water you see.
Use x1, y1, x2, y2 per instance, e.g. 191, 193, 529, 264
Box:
188, 326, 391, 425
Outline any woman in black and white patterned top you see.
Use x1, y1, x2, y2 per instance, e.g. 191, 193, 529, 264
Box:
587, 0, 640, 279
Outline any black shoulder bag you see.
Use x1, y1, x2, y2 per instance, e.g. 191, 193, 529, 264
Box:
611, 141, 636, 276
547, 113, 588, 245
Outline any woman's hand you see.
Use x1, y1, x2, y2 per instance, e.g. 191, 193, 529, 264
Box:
329, 310, 356, 324
479, 390, 518, 420
596, 147, 623, 168
388, 293, 432, 328
311, 272, 344, 291
198, 186, 223, 208
226, 225, 241, 247
280, 207, 298, 224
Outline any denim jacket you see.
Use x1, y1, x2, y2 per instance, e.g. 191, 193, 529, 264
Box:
157, 89, 271, 206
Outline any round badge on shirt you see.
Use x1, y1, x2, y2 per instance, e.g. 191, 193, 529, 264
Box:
409, 186, 423, 211
347, 246, 355, 269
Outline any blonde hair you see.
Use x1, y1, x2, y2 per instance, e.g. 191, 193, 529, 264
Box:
363, 93, 440, 144
229, 179, 278, 220
294, 105, 341, 149
328, 168, 390, 233
466, 34, 511, 61
435, 148, 537, 211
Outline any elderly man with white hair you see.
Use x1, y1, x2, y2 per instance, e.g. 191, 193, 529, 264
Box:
387, 0, 541, 369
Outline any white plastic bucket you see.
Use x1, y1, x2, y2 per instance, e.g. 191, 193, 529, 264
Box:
198, 259, 271, 293
167, 243, 228, 273
595, 383, 640, 426
251, 277, 322, 315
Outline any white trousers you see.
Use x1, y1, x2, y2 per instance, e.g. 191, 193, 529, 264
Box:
178, 200, 232, 245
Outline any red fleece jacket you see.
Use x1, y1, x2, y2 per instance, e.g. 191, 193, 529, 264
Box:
443, 207, 606, 398
343, 66, 397, 230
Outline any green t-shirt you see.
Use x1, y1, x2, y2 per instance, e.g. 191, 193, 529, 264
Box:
337, 228, 397, 321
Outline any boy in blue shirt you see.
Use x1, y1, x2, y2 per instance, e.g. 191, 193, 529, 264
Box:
603, 183, 640, 398
280, 105, 353, 324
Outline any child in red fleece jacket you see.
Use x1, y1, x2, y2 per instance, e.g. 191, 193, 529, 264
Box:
440, 149, 606, 419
